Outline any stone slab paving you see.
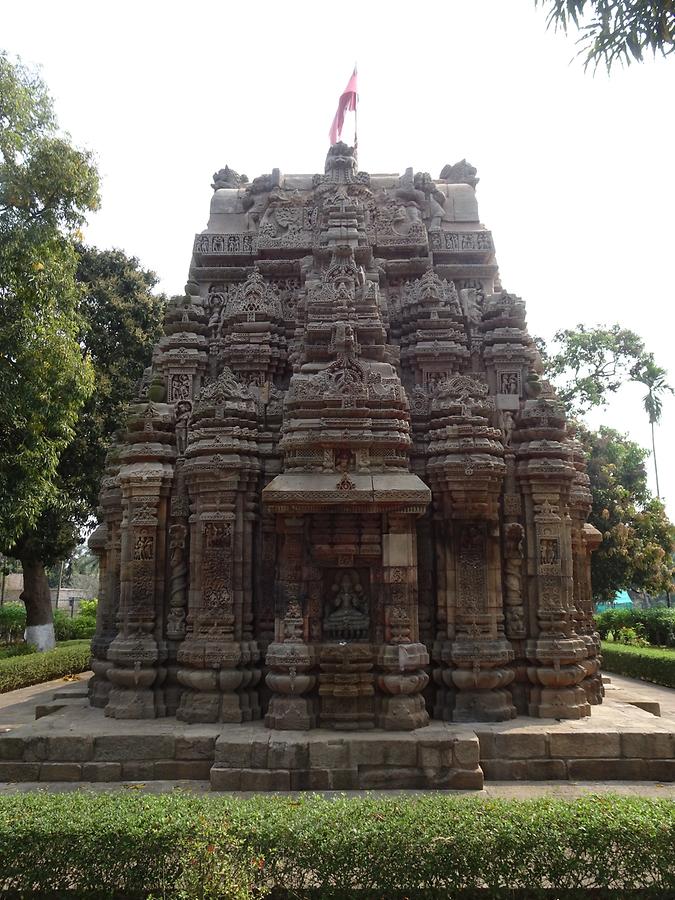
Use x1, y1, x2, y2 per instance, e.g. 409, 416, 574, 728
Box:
0, 780, 673, 799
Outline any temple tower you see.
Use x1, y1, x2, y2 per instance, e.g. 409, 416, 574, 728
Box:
90, 146, 602, 727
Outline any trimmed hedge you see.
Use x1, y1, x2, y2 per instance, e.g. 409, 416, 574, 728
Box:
0, 793, 673, 898
0, 640, 91, 693
0, 643, 35, 661
595, 606, 675, 647
601, 641, 675, 688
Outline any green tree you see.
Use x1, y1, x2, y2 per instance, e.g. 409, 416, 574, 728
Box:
537, 0, 675, 70
544, 324, 646, 414
629, 355, 673, 499
0, 52, 99, 551
578, 426, 674, 601
543, 324, 674, 603
6, 246, 166, 648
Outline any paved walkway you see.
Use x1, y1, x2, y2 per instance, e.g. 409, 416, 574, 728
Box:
604, 672, 675, 718
0, 779, 673, 799
0, 674, 91, 729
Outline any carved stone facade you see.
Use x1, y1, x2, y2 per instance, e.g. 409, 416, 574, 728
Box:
90, 144, 602, 727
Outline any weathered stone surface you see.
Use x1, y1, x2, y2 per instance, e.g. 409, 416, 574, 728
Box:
495, 732, 547, 760
94, 735, 175, 761
549, 731, 621, 760
526, 759, 567, 780
0, 762, 40, 781
453, 734, 481, 767
47, 736, 94, 761
121, 761, 155, 780
567, 758, 646, 780
175, 735, 217, 760
153, 760, 212, 780
39, 762, 82, 782
644, 759, 675, 781
481, 759, 528, 781
239, 768, 291, 792
82, 762, 122, 782
0, 737, 25, 760
620, 731, 674, 759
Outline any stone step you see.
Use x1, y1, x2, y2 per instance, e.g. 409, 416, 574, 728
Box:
476, 727, 675, 781
35, 698, 88, 720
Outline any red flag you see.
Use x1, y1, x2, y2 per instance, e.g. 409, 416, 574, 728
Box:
329, 67, 358, 146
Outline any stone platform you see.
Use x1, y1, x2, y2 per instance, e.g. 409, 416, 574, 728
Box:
0, 677, 673, 789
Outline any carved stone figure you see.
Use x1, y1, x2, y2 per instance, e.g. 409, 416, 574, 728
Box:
211, 166, 248, 189
439, 159, 479, 188
324, 570, 369, 640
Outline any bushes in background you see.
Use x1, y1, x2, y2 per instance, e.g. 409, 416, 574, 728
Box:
53, 607, 96, 640
0, 640, 91, 693
595, 606, 675, 647
601, 642, 675, 688
0, 793, 672, 898
0, 603, 26, 643
0, 599, 97, 644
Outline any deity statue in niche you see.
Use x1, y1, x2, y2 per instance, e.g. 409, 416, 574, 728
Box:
323, 570, 369, 641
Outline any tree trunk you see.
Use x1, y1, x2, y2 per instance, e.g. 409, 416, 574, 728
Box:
19, 558, 55, 651
651, 420, 661, 500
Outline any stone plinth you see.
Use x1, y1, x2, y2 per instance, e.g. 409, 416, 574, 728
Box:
0, 682, 673, 788
210, 722, 482, 790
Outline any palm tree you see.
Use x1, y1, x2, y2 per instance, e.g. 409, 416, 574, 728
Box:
630, 356, 673, 499
631, 356, 673, 608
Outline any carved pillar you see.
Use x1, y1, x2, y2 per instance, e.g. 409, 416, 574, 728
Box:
163, 459, 189, 716
518, 399, 590, 719
376, 514, 429, 730
104, 401, 174, 719
426, 374, 515, 722
176, 498, 259, 723
445, 520, 515, 722
88, 447, 123, 708
175, 368, 262, 724
502, 448, 529, 714
106, 476, 172, 717
265, 517, 317, 729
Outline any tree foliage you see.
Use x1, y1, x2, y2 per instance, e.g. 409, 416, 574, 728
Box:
578, 425, 674, 601
537, 0, 675, 70
543, 323, 646, 414
8, 246, 166, 568
0, 52, 99, 549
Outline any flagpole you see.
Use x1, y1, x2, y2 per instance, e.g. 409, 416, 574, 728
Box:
353, 63, 358, 157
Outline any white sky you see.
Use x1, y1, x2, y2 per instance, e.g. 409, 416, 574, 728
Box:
5, 0, 675, 514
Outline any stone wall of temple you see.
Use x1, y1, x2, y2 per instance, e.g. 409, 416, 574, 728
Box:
88, 145, 603, 726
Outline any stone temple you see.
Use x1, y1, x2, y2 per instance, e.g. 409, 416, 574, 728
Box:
87, 144, 603, 785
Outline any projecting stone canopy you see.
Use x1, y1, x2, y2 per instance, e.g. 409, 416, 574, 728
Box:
88, 142, 603, 751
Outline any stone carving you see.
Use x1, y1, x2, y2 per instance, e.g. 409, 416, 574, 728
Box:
324, 570, 369, 641
92, 145, 600, 733
167, 523, 188, 640
439, 159, 479, 188
170, 373, 192, 402
211, 166, 248, 189
457, 524, 487, 613
499, 371, 521, 395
